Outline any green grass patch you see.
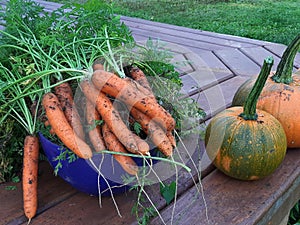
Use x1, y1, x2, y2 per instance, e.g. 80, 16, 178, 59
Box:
108, 0, 299, 45
48, 0, 299, 45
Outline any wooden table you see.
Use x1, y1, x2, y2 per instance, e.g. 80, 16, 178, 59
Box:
1, 1, 300, 224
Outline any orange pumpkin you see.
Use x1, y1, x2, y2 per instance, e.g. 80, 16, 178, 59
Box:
232, 33, 300, 148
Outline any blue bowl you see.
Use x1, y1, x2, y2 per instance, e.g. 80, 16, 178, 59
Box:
39, 133, 156, 196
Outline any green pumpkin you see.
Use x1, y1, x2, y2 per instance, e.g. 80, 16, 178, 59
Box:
205, 57, 287, 180
232, 77, 256, 107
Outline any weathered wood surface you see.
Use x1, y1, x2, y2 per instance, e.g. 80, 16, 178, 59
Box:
151, 149, 300, 225
1, 1, 300, 225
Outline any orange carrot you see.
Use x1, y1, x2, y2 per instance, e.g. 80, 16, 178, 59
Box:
132, 132, 150, 155
167, 131, 177, 148
130, 107, 173, 157
92, 62, 104, 71
85, 99, 106, 152
80, 79, 140, 154
54, 82, 85, 140
91, 70, 175, 132
42, 92, 93, 159
123, 77, 154, 99
102, 123, 138, 175
130, 67, 177, 147
44, 120, 55, 135
22, 135, 39, 222
129, 67, 154, 96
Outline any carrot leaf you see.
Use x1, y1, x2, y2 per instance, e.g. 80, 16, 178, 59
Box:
160, 181, 176, 205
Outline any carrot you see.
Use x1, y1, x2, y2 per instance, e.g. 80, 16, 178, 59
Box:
123, 77, 154, 99
130, 66, 177, 147
102, 123, 138, 175
44, 120, 55, 135
92, 62, 104, 71
22, 135, 39, 222
42, 92, 93, 159
91, 70, 176, 132
85, 99, 106, 152
80, 79, 140, 154
167, 131, 177, 148
54, 82, 85, 140
132, 132, 150, 155
129, 66, 154, 96
130, 107, 173, 157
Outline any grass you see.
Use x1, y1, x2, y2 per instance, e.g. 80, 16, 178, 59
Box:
108, 0, 300, 45
48, 0, 300, 45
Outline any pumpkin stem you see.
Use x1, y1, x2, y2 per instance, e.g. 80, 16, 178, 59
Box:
239, 57, 274, 120
271, 33, 300, 84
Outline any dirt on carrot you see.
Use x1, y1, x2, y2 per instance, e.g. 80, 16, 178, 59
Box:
91, 70, 176, 132
80, 79, 140, 154
130, 107, 173, 157
54, 82, 85, 140
85, 99, 106, 152
129, 66, 154, 96
102, 123, 138, 176
22, 135, 39, 222
42, 92, 93, 159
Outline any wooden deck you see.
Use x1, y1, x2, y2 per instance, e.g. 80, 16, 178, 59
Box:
1, 1, 300, 225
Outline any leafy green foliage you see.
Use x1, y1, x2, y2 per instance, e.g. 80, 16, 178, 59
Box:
160, 181, 176, 205
139, 61, 182, 87
0, 118, 24, 183
136, 60, 205, 133
133, 122, 142, 135
4, 176, 20, 190
0, 0, 134, 78
131, 201, 157, 225
53, 147, 78, 176
289, 201, 300, 225
0, 0, 134, 182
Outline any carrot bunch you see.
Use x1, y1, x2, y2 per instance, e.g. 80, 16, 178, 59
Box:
41, 64, 177, 176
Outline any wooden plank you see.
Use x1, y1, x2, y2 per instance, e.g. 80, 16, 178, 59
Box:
26, 191, 138, 225
180, 69, 233, 97
191, 76, 248, 119
171, 53, 194, 75
129, 27, 235, 51
1, 162, 77, 225
240, 46, 282, 68
120, 16, 273, 47
150, 149, 300, 225
179, 50, 233, 96
214, 48, 261, 77
190, 50, 233, 75
241, 45, 299, 71
264, 44, 300, 69
135, 40, 232, 79
135, 40, 196, 74
123, 20, 258, 49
